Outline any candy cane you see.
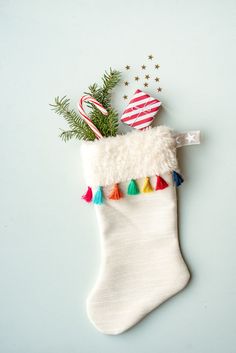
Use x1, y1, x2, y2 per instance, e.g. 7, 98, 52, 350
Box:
77, 95, 108, 139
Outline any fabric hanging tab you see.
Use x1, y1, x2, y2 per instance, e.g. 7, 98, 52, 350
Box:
174, 131, 201, 148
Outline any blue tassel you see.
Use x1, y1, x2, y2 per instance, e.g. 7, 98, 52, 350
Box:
172, 171, 184, 187
93, 186, 103, 205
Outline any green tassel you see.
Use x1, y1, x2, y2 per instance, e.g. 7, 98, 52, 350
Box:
127, 179, 140, 195
93, 186, 103, 205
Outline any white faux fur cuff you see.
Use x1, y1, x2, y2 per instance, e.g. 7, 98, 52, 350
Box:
80, 126, 178, 187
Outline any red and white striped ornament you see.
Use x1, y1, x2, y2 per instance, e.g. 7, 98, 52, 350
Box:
77, 95, 108, 139
120, 89, 162, 130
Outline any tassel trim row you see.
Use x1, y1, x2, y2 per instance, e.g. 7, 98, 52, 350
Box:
82, 171, 184, 205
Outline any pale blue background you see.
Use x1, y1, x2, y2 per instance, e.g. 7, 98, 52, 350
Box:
1, 0, 236, 352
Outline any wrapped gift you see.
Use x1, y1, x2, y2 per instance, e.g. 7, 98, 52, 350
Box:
120, 89, 161, 130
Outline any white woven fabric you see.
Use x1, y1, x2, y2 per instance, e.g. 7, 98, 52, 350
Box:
86, 174, 190, 335
80, 126, 199, 334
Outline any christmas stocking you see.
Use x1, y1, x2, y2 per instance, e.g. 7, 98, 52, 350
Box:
80, 126, 200, 335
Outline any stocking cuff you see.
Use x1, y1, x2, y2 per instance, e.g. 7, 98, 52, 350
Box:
80, 126, 178, 187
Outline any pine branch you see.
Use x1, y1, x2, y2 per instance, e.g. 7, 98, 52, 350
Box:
90, 108, 119, 138
102, 69, 121, 94
86, 68, 121, 109
50, 96, 96, 141
59, 130, 77, 142
85, 68, 121, 137
51, 68, 121, 142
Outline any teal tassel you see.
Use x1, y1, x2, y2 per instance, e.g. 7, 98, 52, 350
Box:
127, 179, 140, 195
93, 186, 103, 205
172, 171, 184, 187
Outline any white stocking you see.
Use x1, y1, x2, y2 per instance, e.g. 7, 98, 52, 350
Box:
80, 126, 200, 335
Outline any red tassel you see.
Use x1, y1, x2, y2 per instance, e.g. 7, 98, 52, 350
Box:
81, 186, 93, 202
109, 183, 123, 200
155, 175, 168, 190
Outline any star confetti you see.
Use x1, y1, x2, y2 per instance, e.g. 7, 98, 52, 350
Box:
122, 54, 163, 101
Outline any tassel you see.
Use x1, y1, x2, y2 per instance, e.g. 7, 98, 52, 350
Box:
81, 186, 93, 203
155, 175, 168, 190
127, 179, 140, 195
93, 186, 104, 205
172, 171, 184, 187
109, 183, 123, 200
142, 177, 153, 193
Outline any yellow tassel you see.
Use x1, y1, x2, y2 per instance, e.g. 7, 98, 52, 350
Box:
142, 177, 153, 193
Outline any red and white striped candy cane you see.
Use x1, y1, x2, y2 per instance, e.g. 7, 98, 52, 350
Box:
77, 95, 108, 139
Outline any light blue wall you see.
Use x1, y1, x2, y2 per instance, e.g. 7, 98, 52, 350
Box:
1, 0, 235, 352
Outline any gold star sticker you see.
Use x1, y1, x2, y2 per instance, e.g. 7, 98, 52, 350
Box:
134, 76, 140, 81
155, 64, 160, 69
144, 82, 148, 87
124, 81, 129, 86
145, 74, 150, 80
148, 54, 154, 60
141, 65, 146, 70
157, 87, 162, 92
123, 94, 128, 100
125, 65, 130, 70
155, 77, 160, 82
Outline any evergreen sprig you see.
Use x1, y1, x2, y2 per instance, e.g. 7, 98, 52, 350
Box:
50, 96, 96, 141
51, 68, 121, 141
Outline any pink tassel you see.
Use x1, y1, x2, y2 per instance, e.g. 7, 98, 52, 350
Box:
81, 186, 93, 203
